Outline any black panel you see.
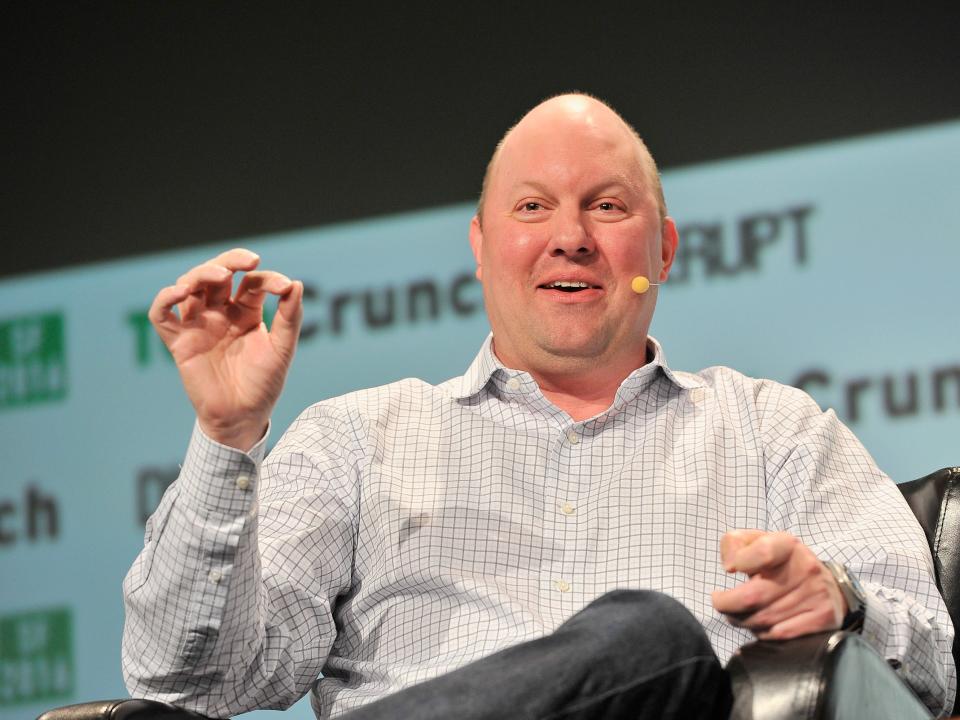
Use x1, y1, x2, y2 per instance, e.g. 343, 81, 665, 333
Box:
4, 4, 959, 278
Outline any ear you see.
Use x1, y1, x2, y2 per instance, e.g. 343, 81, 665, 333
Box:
469, 215, 483, 281
658, 216, 679, 282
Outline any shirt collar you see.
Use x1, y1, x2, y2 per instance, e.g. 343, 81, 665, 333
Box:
445, 333, 705, 401
445, 334, 502, 399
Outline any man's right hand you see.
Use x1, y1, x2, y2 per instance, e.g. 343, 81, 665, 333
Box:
148, 248, 304, 450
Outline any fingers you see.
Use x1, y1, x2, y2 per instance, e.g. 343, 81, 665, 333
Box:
713, 530, 847, 641
722, 531, 798, 575
176, 248, 260, 288
755, 603, 842, 641
712, 575, 793, 617
720, 529, 765, 571
752, 575, 843, 640
750, 605, 840, 640
205, 248, 262, 302
176, 263, 232, 315
175, 249, 262, 317
231, 271, 303, 357
234, 271, 295, 310
150, 249, 298, 347
270, 280, 304, 359
712, 560, 838, 632
148, 283, 192, 342
209, 247, 261, 269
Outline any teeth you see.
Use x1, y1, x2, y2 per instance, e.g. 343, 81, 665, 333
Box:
548, 281, 590, 288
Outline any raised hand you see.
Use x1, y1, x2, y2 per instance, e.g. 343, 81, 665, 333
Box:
148, 248, 304, 450
711, 530, 847, 640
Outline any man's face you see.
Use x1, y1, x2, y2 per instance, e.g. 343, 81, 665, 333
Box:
470, 97, 678, 376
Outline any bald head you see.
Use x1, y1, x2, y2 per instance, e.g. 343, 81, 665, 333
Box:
477, 93, 666, 224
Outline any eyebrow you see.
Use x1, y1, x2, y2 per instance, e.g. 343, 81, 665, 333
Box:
509, 180, 553, 197
510, 177, 642, 198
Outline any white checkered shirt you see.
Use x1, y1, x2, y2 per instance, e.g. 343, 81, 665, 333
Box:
122, 335, 956, 718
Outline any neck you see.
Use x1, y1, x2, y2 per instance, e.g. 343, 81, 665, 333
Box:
538, 383, 620, 422
494, 340, 652, 421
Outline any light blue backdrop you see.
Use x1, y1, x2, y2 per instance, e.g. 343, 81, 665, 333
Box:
1, 120, 958, 719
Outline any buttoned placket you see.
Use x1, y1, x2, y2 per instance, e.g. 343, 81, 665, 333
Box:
492, 367, 601, 603
547, 418, 591, 600
208, 469, 255, 588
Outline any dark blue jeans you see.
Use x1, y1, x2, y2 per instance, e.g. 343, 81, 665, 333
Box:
343, 590, 732, 719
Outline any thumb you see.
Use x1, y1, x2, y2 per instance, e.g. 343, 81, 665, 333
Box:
720, 529, 766, 572
270, 280, 304, 359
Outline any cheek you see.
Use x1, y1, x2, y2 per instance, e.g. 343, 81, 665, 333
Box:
486, 235, 543, 275
638, 242, 664, 275
609, 243, 652, 277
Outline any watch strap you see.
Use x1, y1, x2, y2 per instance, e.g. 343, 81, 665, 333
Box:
824, 560, 867, 632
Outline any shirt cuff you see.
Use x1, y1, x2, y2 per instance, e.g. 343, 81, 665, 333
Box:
176, 419, 270, 517
861, 581, 896, 662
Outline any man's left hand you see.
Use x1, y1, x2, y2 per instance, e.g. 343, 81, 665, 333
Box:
711, 530, 847, 640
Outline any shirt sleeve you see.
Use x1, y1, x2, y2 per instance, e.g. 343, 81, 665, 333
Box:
121, 407, 362, 718
756, 380, 957, 718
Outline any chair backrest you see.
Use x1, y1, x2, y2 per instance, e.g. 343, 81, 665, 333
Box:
897, 466, 960, 713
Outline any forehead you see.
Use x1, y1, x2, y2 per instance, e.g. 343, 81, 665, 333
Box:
491, 111, 650, 197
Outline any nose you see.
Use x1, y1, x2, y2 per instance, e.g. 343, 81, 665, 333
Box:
547, 208, 595, 258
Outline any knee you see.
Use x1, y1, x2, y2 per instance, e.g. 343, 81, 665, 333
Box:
564, 590, 713, 659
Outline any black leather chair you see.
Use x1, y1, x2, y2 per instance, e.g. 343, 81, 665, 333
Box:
40, 468, 960, 720
729, 466, 960, 719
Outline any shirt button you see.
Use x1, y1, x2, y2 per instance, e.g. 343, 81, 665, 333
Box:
236, 474, 251, 491
209, 570, 222, 584
554, 579, 571, 593
560, 502, 575, 515
566, 430, 579, 444
506, 377, 521, 390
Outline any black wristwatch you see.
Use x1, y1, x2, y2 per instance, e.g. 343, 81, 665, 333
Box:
824, 560, 867, 632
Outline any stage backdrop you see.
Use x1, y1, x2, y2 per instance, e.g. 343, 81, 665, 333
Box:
2, 120, 959, 719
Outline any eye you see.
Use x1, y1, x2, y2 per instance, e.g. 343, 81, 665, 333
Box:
594, 201, 623, 212
590, 199, 628, 220
512, 199, 550, 221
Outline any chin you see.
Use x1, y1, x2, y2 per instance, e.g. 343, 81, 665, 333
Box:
537, 335, 608, 361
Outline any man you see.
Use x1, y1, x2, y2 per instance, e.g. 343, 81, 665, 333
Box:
124, 94, 955, 718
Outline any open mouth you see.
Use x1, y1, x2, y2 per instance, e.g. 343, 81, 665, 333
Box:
538, 280, 601, 293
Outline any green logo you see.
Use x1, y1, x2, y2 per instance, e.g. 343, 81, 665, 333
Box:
0, 312, 68, 409
0, 608, 74, 707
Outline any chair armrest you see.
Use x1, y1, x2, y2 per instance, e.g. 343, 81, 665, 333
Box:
36, 699, 214, 720
38, 633, 936, 720
728, 631, 931, 720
